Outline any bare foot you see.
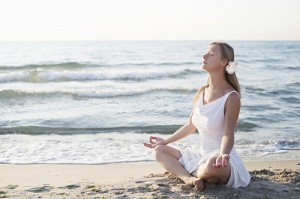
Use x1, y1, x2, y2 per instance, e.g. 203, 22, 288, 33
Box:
193, 178, 205, 191
182, 177, 205, 191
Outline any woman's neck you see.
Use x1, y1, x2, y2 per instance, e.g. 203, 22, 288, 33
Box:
207, 73, 228, 91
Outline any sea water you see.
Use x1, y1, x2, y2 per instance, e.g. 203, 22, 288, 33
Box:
0, 41, 299, 164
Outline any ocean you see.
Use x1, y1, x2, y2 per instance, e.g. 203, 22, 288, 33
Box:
0, 41, 299, 164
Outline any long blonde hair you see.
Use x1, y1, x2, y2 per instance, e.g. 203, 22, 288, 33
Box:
193, 42, 241, 104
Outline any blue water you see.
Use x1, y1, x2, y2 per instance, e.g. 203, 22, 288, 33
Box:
0, 41, 299, 164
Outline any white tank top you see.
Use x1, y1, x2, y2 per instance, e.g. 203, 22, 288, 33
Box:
192, 89, 239, 156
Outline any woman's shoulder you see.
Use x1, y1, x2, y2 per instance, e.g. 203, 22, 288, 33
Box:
226, 89, 239, 96
225, 90, 240, 108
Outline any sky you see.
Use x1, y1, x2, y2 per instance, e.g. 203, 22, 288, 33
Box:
0, 0, 299, 41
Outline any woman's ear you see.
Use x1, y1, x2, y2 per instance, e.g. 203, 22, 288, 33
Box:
221, 59, 228, 68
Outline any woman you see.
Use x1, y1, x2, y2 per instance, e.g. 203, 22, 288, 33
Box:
143, 42, 251, 191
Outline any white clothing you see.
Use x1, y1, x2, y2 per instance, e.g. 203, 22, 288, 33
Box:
179, 90, 251, 188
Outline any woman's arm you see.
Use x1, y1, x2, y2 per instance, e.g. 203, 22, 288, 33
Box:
144, 109, 197, 148
214, 93, 240, 168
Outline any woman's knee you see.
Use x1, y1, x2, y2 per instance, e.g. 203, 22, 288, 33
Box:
153, 145, 181, 161
197, 157, 218, 178
197, 156, 231, 184
153, 145, 166, 161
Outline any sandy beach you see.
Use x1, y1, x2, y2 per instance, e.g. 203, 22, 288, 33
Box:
0, 160, 299, 198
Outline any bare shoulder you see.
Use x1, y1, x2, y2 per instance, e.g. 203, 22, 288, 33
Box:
226, 91, 241, 109
228, 91, 240, 100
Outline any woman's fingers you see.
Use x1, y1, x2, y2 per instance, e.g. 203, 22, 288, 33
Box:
212, 155, 229, 169
222, 158, 228, 167
213, 163, 221, 168
145, 136, 164, 148
213, 160, 220, 168
149, 136, 157, 144
143, 142, 155, 148
221, 154, 229, 167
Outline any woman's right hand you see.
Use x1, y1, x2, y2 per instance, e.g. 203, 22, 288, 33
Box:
143, 136, 166, 148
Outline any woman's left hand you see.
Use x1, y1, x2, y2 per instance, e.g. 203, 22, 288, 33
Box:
213, 154, 230, 168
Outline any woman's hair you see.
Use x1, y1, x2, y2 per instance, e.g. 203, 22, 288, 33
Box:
193, 42, 241, 104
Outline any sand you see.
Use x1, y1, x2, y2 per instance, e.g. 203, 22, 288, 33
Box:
0, 160, 299, 198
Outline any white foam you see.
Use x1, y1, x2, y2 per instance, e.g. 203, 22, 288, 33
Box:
1, 133, 298, 164
0, 133, 156, 164
0, 77, 197, 99
0, 65, 199, 83
0, 71, 29, 83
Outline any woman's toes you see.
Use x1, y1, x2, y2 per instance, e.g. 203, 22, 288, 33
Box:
193, 179, 205, 191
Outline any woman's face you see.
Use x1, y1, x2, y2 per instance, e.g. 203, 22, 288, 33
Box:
202, 44, 226, 73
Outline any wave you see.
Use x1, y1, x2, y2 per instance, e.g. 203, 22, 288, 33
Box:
243, 104, 279, 112
265, 89, 296, 96
116, 61, 199, 67
0, 87, 197, 99
0, 120, 259, 135
247, 86, 299, 97
251, 58, 283, 63
0, 61, 199, 71
244, 84, 300, 95
243, 86, 266, 93
236, 121, 259, 132
285, 66, 300, 71
0, 68, 200, 83
235, 138, 300, 150
0, 90, 56, 99
286, 81, 300, 88
281, 97, 300, 104
0, 125, 182, 135
0, 62, 88, 71
274, 140, 300, 150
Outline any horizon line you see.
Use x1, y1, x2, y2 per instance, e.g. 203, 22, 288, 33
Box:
0, 39, 299, 43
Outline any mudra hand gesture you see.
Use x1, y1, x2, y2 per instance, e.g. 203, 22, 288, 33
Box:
143, 136, 166, 148
213, 154, 230, 168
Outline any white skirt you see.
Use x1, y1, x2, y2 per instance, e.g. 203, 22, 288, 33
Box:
178, 148, 251, 188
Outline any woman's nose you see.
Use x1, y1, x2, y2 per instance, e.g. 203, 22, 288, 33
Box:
202, 54, 207, 59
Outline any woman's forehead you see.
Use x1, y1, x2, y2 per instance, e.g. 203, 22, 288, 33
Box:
206, 44, 220, 52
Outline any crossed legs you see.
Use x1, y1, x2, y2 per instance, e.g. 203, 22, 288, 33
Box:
154, 145, 204, 190
154, 145, 231, 191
